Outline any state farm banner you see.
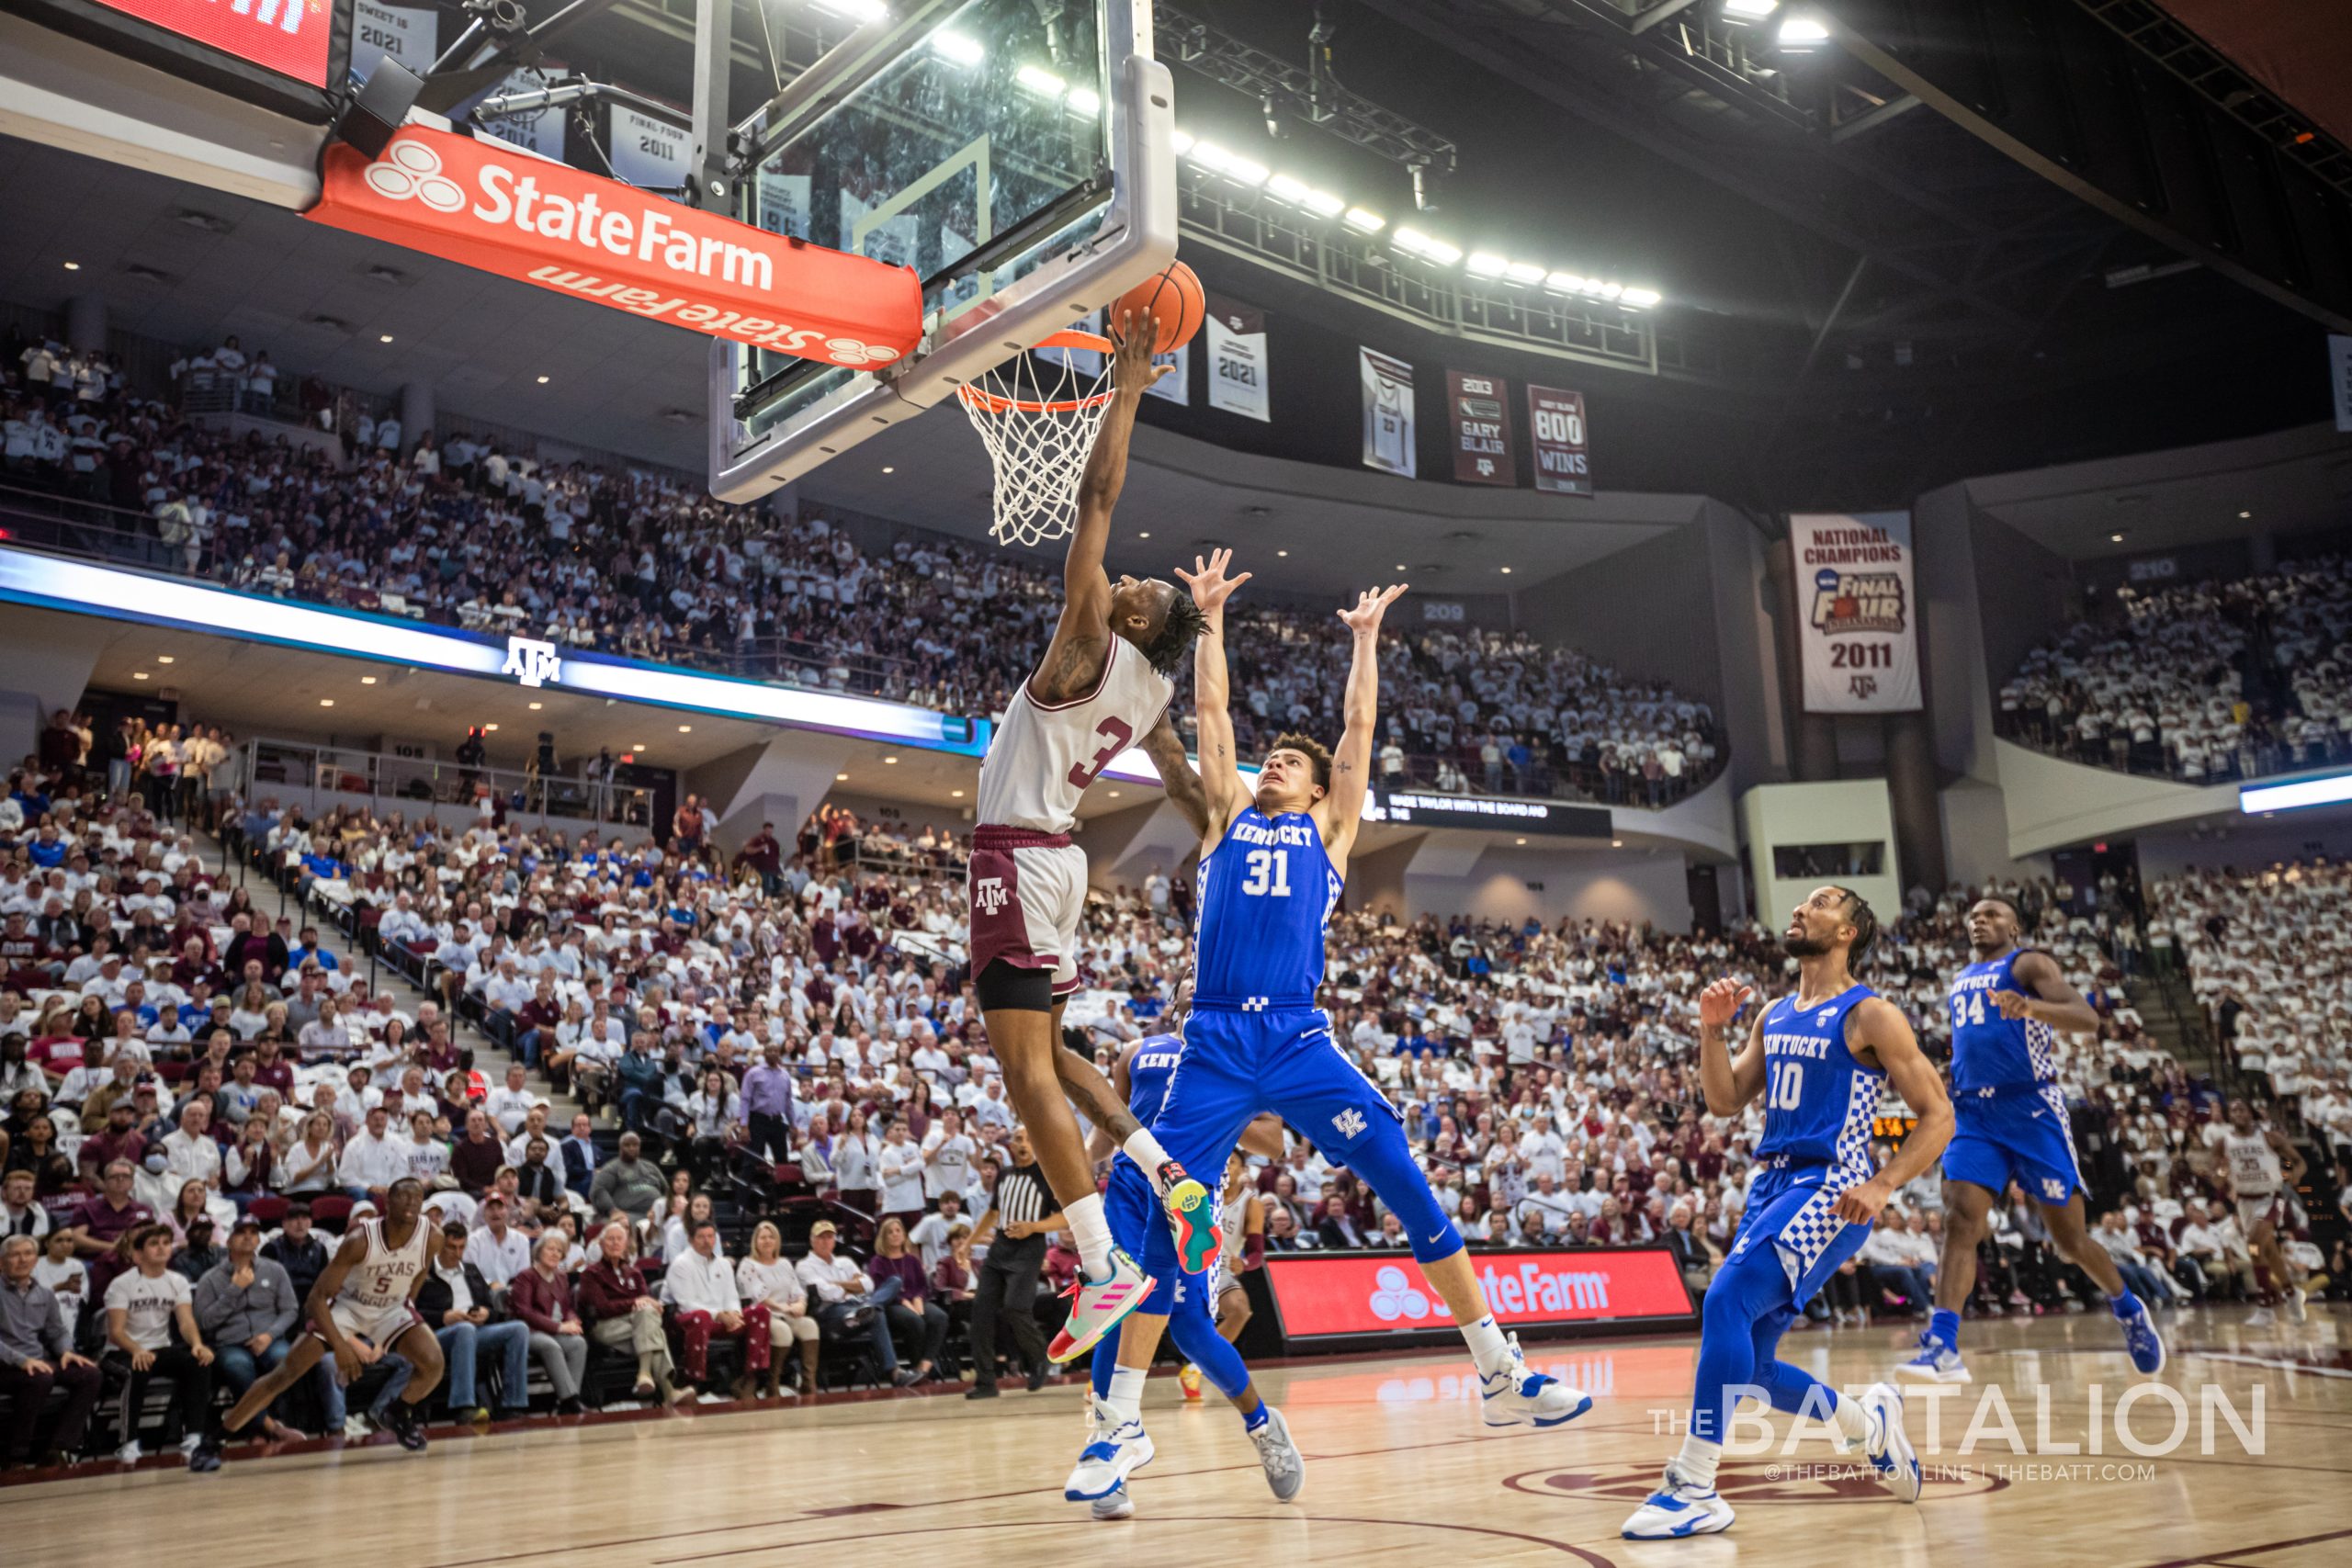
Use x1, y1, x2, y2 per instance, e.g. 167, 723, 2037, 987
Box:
1262, 1247, 1691, 1343
1205, 299, 1270, 421
305, 127, 922, 371
350, 1, 435, 77
1361, 347, 1416, 477
1447, 369, 1515, 485
1792, 511, 1923, 713
88, 0, 334, 87
1527, 384, 1591, 496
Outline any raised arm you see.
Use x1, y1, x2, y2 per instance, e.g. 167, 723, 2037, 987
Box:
1695, 977, 1767, 1117
1836, 998, 1954, 1225
1318, 583, 1408, 860
1995, 950, 2100, 1035
1035, 311, 1172, 703
1171, 548, 1254, 842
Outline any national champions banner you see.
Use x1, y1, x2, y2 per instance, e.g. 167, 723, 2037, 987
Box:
1791, 511, 1922, 713
1361, 347, 1416, 477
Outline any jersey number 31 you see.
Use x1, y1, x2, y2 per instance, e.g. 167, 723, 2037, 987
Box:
1241, 849, 1292, 897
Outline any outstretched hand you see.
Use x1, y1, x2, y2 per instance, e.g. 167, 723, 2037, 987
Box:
1174, 547, 1252, 614
1338, 582, 1408, 636
1109, 309, 1176, 392
1696, 977, 1754, 1032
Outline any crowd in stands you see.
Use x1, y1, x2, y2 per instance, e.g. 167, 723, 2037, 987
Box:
1998, 554, 2352, 784
1, 324, 1722, 810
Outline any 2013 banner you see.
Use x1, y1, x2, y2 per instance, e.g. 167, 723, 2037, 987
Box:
1361, 347, 1416, 477
1791, 511, 1922, 713
1446, 369, 1516, 485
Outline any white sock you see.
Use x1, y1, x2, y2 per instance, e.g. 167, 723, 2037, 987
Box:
1067, 1192, 1114, 1278
1106, 1366, 1148, 1425
1826, 1388, 1871, 1447
1675, 1435, 1723, 1490
1124, 1128, 1175, 1185
1462, 1313, 1513, 1379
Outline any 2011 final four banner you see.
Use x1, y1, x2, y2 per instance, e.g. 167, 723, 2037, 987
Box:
1791, 512, 1922, 713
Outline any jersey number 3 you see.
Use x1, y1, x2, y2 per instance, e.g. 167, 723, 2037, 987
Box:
1067, 717, 1133, 791
1241, 849, 1292, 897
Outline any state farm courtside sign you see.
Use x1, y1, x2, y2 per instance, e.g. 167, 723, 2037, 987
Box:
306, 128, 922, 370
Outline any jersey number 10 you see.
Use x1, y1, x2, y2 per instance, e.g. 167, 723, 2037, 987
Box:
1241, 849, 1292, 897
1767, 1060, 1805, 1111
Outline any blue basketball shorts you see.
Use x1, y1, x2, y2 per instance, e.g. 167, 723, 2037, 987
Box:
1146, 1004, 1459, 1275
1942, 1084, 2082, 1206
1726, 1163, 1875, 1306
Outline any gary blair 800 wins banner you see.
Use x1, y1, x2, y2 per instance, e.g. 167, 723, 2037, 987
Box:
1792, 512, 1921, 713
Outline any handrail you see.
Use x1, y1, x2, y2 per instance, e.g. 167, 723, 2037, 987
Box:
240, 737, 656, 834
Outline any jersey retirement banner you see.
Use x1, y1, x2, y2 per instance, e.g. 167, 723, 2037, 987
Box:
1361, 348, 1416, 478
1791, 511, 1922, 713
1446, 369, 1516, 485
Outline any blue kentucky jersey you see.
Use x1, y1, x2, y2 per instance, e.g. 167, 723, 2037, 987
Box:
1126, 1032, 1184, 1124
1193, 806, 1344, 1005
1755, 984, 1883, 1174
1947, 948, 2057, 1092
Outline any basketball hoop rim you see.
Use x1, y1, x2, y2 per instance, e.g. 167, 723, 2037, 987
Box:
957, 329, 1118, 415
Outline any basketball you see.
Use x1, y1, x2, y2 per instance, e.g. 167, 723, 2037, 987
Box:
1113, 260, 1206, 354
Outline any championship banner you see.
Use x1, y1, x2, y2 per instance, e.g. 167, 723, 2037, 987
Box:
1361, 347, 1416, 477
1206, 299, 1270, 421
757, 168, 813, 242
350, 0, 435, 76
476, 68, 568, 163
305, 127, 922, 371
609, 106, 692, 191
1526, 384, 1591, 496
1261, 1248, 1692, 1344
1143, 342, 1189, 405
1446, 369, 1516, 485
1791, 511, 1922, 713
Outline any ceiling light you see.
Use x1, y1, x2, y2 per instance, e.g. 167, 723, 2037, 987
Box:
951, 788, 965, 798
2238, 510, 2251, 519
1303, 188, 1346, 218
1266, 173, 1311, 205
1465, 253, 1510, 278
320, 698, 334, 707
1225, 157, 1270, 187
379, 333, 393, 344
535, 375, 548, 384
1396, 563, 1408, 571
527, 701, 542, 710
881, 466, 895, 474
1016, 64, 1066, 96
483, 723, 499, 731
810, 0, 887, 20
1600, 281, 1623, 299
1170, 129, 1196, 156
1342, 207, 1385, 233
1778, 16, 1830, 49
1500, 567, 1513, 574
1621, 287, 1663, 309
1724, 0, 1779, 18
62, 262, 80, 271
156, 655, 175, 663
931, 30, 983, 65
361, 676, 378, 684
1579, 277, 1609, 297
885, 755, 900, 764
1190, 141, 1236, 173
835, 772, 849, 781
1276, 549, 1289, 558
2111, 533, 2125, 543
1137, 531, 1150, 539
1107, 791, 1121, 799
1066, 87, 1101, 117
132, 672, 149, 681
677, 724, 692, 732
1505, 262, 1546, 285
1544, 272, 1585, 293
1393, 228, 1462, 265
1515, 838, 1527, 846
1611, 839, 1623, 849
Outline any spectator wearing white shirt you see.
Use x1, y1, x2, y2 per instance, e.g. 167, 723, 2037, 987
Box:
337, 1105, 413, 1201
462, 1197, 532, 1290
665, 1219, 768, 1395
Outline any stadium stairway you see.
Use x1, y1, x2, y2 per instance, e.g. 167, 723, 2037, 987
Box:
2121, 970, 2221, 1083
194, 821, 582, 1125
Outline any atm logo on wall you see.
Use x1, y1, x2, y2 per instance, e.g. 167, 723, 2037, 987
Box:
91, 0, 333, 87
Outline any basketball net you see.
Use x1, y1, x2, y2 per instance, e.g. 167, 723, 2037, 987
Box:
958, 330, 1116, 548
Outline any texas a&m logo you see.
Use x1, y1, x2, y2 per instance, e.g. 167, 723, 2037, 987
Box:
975, 876, 1011, 915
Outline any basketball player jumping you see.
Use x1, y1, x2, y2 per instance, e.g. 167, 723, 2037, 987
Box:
1069, 980, 1302, 1520
220, 1177, 446, 1451
1895, 895, 2166, 1382
1069, 550, 1589, 1509
2217, 1096, 2309, 1326
967, 309, 1221, 1364
1623, 888, 1950, 1540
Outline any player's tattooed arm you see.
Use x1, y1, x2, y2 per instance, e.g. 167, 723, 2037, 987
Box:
1138, 713, 1211, 841
1039, 310, 1168, 703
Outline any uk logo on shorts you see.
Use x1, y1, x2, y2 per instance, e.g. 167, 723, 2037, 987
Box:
975, 876, 1010, 915
363, 141, 467, 212
2041, 1177, 2067, 1201
1332, 1108, 1368, 1141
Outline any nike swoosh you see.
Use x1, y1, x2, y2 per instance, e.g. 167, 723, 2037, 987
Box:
1427, 1231, 1448, 1246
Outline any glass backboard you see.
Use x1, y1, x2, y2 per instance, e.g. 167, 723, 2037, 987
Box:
708, 0, 1174, 502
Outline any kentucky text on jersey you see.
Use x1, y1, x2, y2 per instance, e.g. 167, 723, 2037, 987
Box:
1755, 986, 1882, 1175
1948, 951, 2056, 1090
1193, 806, 1344, 1005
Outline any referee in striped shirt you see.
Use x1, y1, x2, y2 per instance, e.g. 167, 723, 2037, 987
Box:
966, 1127, 1061, 1398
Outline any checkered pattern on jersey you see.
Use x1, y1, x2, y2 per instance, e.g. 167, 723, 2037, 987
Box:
1770, 1070, 1882, 1289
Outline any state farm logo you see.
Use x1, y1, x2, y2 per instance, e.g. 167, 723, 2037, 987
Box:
1368, 1263, 1432, 1322
364, 141, 465, 213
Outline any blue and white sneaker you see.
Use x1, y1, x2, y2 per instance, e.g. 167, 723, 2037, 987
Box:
1091, 1482, 1135, 1521
1064, 1399, 1156, 1502
1478, 1333, 1594, 1428
1249, 1406, 1305, 1502
1859, 1382, 1921, 1503
1621, 1466, 1736, 1539
1894, 1332, 1972, 1383
2117, 1298, 2166, 1375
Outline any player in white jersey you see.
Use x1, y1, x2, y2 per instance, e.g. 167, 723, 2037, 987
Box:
966, 310, 1220, 1368
220, 1176, 446, 1450
2216, 1097, 2309, 1325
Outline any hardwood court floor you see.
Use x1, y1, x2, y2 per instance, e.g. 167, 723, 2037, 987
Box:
7, 1306, 2348, 1568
